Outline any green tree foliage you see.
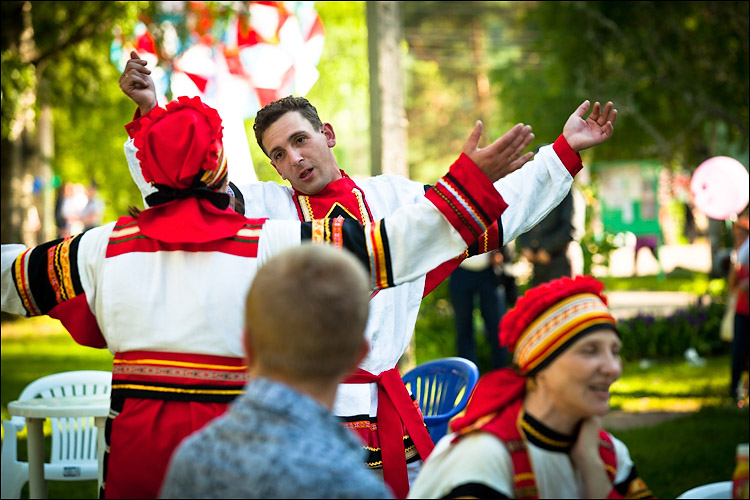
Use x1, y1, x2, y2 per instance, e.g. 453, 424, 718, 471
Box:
496, 1, 750, 168
402, 1, 518, 183
1, 1, 144, 244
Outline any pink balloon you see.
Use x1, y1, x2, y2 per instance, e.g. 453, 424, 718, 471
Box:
690, 156, 749, 220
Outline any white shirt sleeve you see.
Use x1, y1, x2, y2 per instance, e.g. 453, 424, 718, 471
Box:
1, 244, 29, 316
497, 143, 574, 244
124, 138, 158, 207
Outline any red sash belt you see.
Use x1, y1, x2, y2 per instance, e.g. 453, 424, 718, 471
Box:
344, 367, 435, 498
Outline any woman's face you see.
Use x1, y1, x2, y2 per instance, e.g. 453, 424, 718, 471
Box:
535, 328, 622, 421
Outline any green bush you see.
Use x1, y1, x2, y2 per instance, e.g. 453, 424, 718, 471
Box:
414, 281, 457, 364
618, 300, 728, 361
415, 275, 731, 366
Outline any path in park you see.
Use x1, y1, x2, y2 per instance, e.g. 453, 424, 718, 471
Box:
599, 241, 712, 430
599, 240, 711, 320
603, 410, 690, 431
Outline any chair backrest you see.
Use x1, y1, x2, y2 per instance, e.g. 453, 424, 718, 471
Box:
675, 480, 732, 499
402, 357, 479, 443
13, 371, 111, 465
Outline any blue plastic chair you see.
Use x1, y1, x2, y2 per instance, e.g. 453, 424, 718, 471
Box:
402, 357, 479, 444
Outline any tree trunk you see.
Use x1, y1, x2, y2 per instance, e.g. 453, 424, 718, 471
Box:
367, 1, 408, 178
1, 1, 39, 246
38, 102, 55, 242
367, 1, 415, 370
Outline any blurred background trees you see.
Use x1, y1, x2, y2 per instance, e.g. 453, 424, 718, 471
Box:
1, 1, 141, 245
1, 1, 748, 245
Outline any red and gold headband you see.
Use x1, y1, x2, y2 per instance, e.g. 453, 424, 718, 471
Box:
500, 276, 617, 376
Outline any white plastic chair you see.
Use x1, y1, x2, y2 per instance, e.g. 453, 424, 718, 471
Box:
1, 370, 111, 499
676, 480, 732, 499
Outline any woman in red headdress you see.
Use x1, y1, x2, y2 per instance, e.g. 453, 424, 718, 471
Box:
409, 276, 655, 499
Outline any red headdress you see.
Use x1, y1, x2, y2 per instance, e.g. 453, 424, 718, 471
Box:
129, 96, 247, 243
451, 275, 616, 434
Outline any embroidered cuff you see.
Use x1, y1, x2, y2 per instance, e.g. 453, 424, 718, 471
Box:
11, 236, 85, 317
553, 134, 583, 177
425, 153, 508, 245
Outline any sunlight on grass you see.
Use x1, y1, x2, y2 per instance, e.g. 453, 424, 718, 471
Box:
599, 270, 723, 296
610, 356, 732, 411
611, 396, 726, 412
2, 316, 113, 428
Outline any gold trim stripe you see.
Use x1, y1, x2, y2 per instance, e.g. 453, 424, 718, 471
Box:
14, 248, 40, 316
437, 177, 487, 233
112, 383, 243, 395
312, 219, 325, 242
431, 185, 477, 238
110, 225, 141, 239
236, 228, 262, 238
114, 358, 247, 371
520, 419, 571, 448
367, 221, 388, 289
298, 194, 313, 221
58, 237, 77, 301
351, 188, 371, 223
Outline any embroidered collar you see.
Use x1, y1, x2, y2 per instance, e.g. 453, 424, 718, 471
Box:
519, 411, 575, 453
293, 170, 372, 223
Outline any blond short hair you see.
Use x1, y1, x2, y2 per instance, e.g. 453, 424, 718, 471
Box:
245, 244, 370, 382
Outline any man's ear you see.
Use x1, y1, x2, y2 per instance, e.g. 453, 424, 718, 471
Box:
322, 122, 336, 148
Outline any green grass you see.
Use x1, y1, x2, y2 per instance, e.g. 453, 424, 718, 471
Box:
598, 268, 726, 296
611, 356, 731, 411
615, 406, 748, 499
608, 356, 748, 497
1, 316, 114, 421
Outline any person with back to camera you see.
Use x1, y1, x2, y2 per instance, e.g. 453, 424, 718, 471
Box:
409, 276, 655, 499
119, 50, 618, 496
1, 94, 534, 499
160, 244, 394, 498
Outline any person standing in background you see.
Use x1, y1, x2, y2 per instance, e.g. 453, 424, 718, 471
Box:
449, 250, 509, 371
81, 181, 106, 231
729, 204, 749, 406
518, 190, 575, 287
568, 183, 587, 277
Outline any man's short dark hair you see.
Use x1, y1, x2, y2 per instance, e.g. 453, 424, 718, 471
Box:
253, 96, 324, 157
